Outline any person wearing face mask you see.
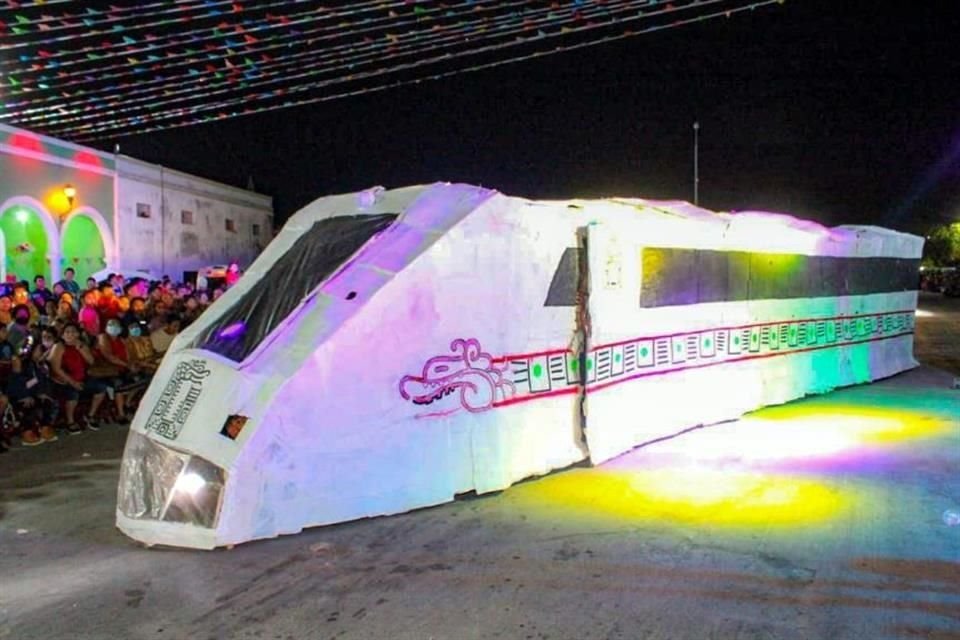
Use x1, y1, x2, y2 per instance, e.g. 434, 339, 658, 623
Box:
124, 321, 160, 374
92, 319, 138, 423
7, 304, 33, 353
11, 285, 39, 325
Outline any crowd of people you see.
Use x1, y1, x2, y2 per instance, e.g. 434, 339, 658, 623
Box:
0, 267, 233, 452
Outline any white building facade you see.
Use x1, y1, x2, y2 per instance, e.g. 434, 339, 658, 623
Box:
116, 156, 273, 280
0, 122, 273, 284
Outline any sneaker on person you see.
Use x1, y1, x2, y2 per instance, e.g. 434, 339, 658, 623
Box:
22, 430, 43, 446
39, 426, 58, 442
67, 423, 84, 436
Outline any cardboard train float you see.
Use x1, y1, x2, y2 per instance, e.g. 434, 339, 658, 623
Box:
116, 183, 923, 549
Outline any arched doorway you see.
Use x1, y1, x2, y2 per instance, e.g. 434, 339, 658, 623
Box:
0, 200, 56, 283
61, 208, 111, 283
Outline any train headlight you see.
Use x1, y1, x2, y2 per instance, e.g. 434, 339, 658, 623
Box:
118, 431, 225, 529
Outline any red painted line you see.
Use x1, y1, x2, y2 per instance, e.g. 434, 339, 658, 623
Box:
415, 407, 461, 419
592, 309, 916, 350
491, 330, 914, 409
587, 331, 914, 394
493, 346, 571, 364
483, 311, 914, 410
491, 310, 915, 362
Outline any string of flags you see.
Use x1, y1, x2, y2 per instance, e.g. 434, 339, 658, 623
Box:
0, 0, 783, 141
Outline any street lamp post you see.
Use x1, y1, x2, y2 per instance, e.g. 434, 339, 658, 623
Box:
693, 121, 700, 206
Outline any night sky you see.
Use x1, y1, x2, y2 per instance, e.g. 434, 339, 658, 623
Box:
89, 0, 959, 233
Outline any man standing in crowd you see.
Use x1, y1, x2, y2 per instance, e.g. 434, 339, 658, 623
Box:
56, 267, 81, 297
31, 275, 55, 313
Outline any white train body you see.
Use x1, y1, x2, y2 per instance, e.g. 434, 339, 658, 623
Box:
116, 183, 923, 549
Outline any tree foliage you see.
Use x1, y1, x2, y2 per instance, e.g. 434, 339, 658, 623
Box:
922, 223, 960, 267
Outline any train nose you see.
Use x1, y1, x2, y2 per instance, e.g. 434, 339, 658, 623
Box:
117, 431, 226, 530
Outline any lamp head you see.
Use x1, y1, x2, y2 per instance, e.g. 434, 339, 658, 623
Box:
63, 184, 77, 209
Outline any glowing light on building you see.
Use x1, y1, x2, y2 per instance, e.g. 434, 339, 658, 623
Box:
9, 132, 43, 154
73, 150, 103, 169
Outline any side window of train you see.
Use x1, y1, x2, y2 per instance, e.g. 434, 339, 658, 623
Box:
639, 248, 921, 307
544, 247, 582, 307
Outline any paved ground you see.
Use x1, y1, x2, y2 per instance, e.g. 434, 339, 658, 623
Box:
914, 291, 960, 376
1, 294, 958, 640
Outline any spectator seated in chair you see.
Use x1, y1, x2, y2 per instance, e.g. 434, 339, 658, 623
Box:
48, 322, 110, 435
149, 313, 181, 356
91, 319, 143, 424
124, 321, 162, 373
8, 353, 58, 446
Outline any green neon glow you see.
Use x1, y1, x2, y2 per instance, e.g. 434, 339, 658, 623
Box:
1, 207, 51, 282
532, 363, 543, 378
61, 214, 106, 283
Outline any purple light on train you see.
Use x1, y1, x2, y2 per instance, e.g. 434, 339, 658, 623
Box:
219, 321, 246, 340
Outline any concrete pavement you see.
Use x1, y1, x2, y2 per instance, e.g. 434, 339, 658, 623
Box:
914, 291, 960, 375
1, 294, 958, 640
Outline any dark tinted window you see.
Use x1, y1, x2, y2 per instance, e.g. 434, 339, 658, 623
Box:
190, 214, 397, 362
544, 248, 582, 306
639, 248, 920, 308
